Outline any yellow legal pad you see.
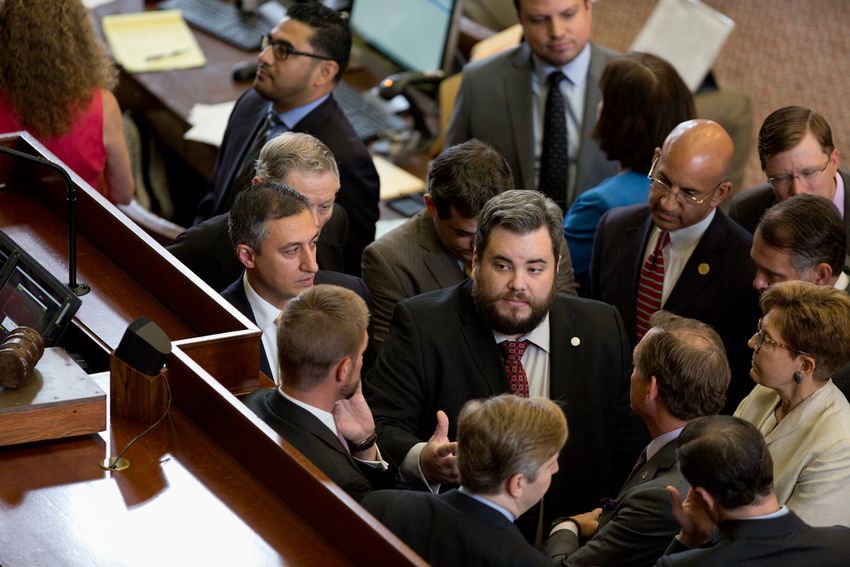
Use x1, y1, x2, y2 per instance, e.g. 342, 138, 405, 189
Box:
102, 10, 206, 73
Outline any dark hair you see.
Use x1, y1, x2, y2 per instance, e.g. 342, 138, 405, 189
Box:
757, 106, 834, 170
593, 52, 695, 174
636, 311, 730, 420
278, 284, 368, 390
760, 280, 850, 380
457, 395, 567, 494
757, 194, 847, 276
475, 189, 562, 263
677, 415, 774, 509
228, 181, 310, 252
428, 139, 514, 219
287, 2, 351, 81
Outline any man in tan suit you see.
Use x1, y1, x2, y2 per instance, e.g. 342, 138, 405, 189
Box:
362, 140, 576, 349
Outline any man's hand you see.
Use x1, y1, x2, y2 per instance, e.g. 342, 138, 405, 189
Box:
419, 411, 459, 484
333, 383, 378, 460
571, 507, 603, 538
667, 486, 717, 549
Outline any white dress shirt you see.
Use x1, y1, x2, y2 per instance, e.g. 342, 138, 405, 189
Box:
242, 273, 281, 384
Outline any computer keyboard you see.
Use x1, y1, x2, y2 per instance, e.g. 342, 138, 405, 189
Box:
158, 0, 270, 51
333, 81, 409, 141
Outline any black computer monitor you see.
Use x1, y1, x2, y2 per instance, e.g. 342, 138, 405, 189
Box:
0, 230, 81, 345
350, 0, 463, 73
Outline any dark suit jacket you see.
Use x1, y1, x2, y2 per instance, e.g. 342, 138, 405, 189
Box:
243, 389, 394, 502
545, 439, 688, 567
445, 42, 619, 205
362, 489, 551, 567
587, 205, 760, 412
655, 511, 850, 566
728, 169, 850, 250
167, 206, 349, 291
365, 280, 648, 527
195, 88, 380, 275
220, 272, 370, 378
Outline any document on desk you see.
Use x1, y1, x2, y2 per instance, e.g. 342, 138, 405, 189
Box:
374, 156, 426, 200
102, 10, 206, 73
184, 101, 236, 146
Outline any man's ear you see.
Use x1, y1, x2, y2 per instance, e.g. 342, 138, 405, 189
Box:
423, 193, 437, 217
236, 243, 258, 269
811, 262, 835, 286
334, 355, 353, 384
710, 181, 733, 208
505, 472, 523, 500
471, 246, 479, 280
313, 60, 339, 88
646, 375, 660, 404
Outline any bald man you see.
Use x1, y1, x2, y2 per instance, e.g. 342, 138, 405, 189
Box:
588, 120, 759, 413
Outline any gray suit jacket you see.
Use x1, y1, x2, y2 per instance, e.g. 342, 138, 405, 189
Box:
445, 42, 618, 206
361, 210, 577, 347
545, 439, 687, 567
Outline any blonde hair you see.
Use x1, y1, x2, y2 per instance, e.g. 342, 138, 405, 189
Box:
457, 395, 567, 494
255, 132, 340, 183
0, 0, 117, 137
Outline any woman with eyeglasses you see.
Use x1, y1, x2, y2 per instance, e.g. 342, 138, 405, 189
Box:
0, 0, 134, 204
734, 280, 850, 528
563, 52, 695, 289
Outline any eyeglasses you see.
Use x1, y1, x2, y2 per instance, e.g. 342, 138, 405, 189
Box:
260, 34, 333, 62
767, 156, 831, 193
753, 318, 812, 357
647, 155, 723, 207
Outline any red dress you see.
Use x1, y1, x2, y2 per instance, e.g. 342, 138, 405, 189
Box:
0, 89, 107, 195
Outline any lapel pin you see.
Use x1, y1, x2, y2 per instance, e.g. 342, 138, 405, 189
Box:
641, 471, 648, 480
570, 337, 581, 347
698, 263, 710, 276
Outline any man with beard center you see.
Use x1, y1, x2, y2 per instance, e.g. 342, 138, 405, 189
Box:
366, 189, 647, 539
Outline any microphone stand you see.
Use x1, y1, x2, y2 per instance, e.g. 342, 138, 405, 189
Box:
0, 144, 90, 295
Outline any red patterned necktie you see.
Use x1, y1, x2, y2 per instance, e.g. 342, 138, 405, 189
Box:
499, 340, 530, 397
636, 231, 671, 340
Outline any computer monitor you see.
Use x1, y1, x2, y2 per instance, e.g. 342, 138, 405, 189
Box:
350, 0, 463, 73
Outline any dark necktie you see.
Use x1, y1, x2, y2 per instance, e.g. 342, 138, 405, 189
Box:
228, 111, 285, 209
636, 231, 671, 340
499, 340, 530, 397
624, 447, 648, 486
539, 71, 568, 209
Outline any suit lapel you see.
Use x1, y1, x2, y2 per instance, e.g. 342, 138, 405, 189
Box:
571, 43, 605, 204
417, 212, 465, 288
548, 297, 584, 404
457, 282, 509, 395
618, 210, 654, 339
228, 280, 272, 379
218, 90, 268, 213
663, 212, 728, 313
505, 45, 535, 191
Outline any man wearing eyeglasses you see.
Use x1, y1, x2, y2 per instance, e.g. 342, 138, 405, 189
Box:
729, 106, 850, 253
588, 119, 759, 414
194, 2, 379, 277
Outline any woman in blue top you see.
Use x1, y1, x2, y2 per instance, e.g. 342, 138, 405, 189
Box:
564, 52, 694, 290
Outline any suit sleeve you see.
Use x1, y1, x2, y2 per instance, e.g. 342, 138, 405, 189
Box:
585, 209, 612, 301
444, 74, 472, 149
365, 301, 433, 466
561, 487, 679, 567
362, 243, 406, 349
785, 437, 850, 527
557, 234, 579, 296
542, 529, 580, 564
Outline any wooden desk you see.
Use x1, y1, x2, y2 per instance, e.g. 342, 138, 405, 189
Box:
0, 133, 425, 567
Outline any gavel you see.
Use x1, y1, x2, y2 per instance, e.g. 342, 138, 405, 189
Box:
0, 327, 45, 389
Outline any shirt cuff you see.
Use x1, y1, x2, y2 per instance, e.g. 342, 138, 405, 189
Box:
401, 442, 441, 493
353, 445, 389, 471
551, 519, 580, 536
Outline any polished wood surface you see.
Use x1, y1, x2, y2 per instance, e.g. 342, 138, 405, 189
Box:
0, 133, 425, 567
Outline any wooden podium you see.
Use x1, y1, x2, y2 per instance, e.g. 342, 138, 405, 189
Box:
0, 133, 425, 566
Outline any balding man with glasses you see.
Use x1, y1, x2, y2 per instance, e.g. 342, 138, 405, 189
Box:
730, 106, 850, 254
588, 119, 759, 413
195, 2, 379, 276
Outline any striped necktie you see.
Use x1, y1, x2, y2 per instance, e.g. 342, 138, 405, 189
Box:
636, 231, 670, 340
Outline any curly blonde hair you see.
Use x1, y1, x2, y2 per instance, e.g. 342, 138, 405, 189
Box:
0, 0, 118, 137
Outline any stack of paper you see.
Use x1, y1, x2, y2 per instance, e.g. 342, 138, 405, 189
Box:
102, 10, 206, 73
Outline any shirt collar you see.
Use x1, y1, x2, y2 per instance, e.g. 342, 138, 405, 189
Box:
531, 42, 591, 90
665, 208, 716, 250
492, 312, 551, 353
835, 269, 850, 291
243, 272, 281, 331
833, 171, 845, 218
458, 486, 515, 522
271, 94, 329, 130
279, 389, 339, 436
739, 505, 789, 521
646, 426, 684, 462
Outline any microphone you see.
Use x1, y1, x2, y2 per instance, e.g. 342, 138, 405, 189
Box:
0, 144, 89, 296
